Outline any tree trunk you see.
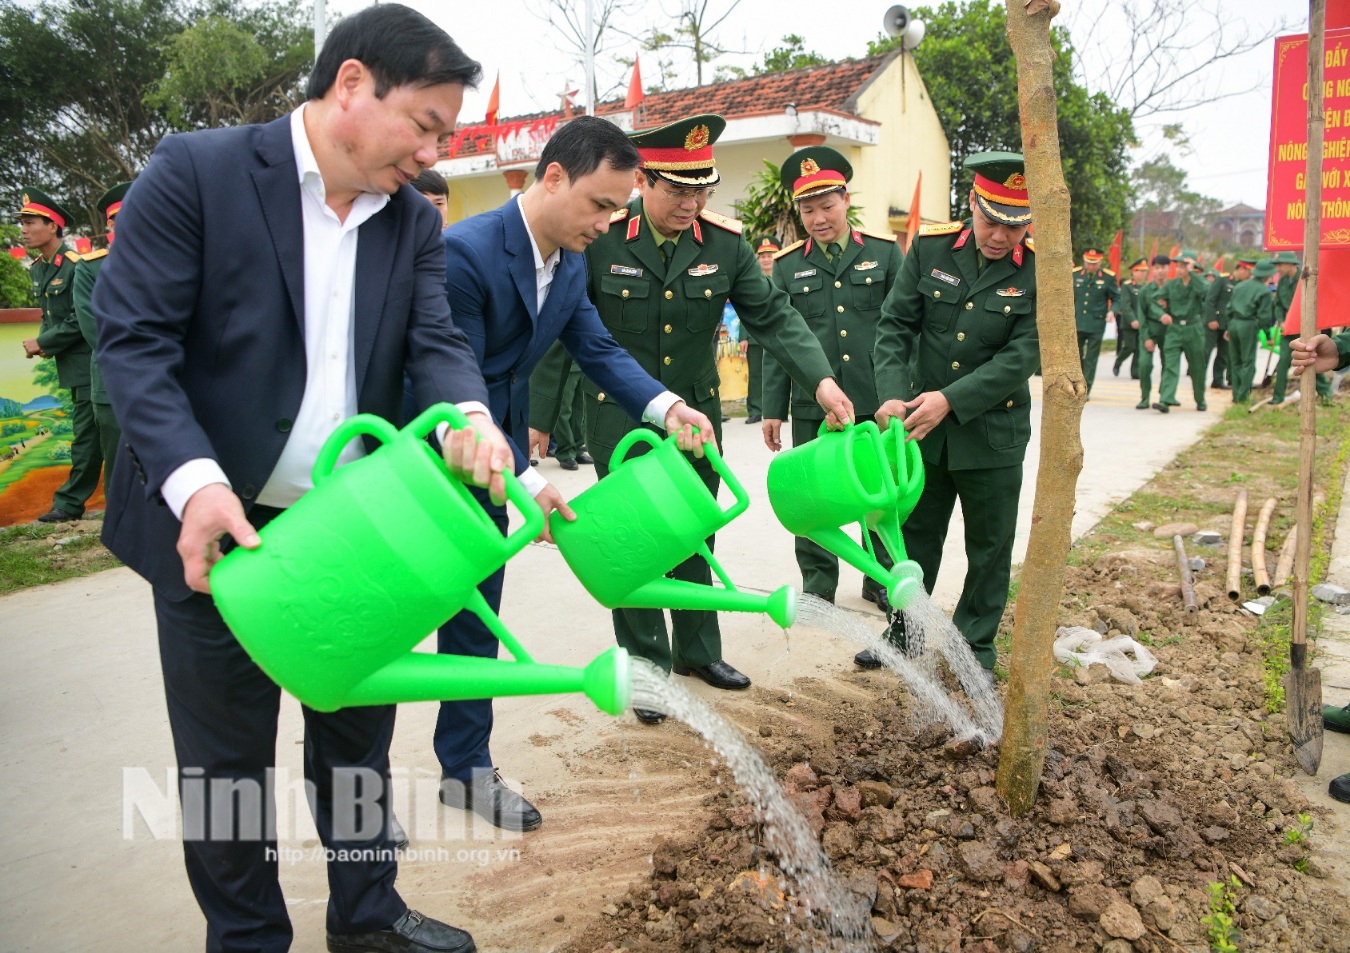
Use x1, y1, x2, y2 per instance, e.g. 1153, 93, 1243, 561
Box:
995, 0, 1087, 816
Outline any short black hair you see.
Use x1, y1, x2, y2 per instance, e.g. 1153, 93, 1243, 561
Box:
534, 116, 640, 181
307, 4, 482, 100
1151, 255, 1171, 266
411, 169, 448, 196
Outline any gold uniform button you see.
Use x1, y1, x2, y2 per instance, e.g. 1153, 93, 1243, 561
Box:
597, 392, 606, 402
934, 290, 942, 299
663, 356, 672, 365
951, 361, 960, 369
834, 280, 842, 289
965, 301, 973, 311
840, 329, 848, 338
1004, 305, 1012, 313
621, 289, 630, 298
956, 332, 965, 341
704, 288, 712, 298
842, 354, 851, 362
865, 276, 872, 284
1006, 400, 1015, 408
664, 324, 673, 333
664, 290, 674, 300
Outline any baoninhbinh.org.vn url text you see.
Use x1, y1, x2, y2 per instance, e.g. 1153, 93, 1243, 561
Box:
266, 845, 521, 865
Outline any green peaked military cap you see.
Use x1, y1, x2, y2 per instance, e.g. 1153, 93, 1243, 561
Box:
97, 181, 132, 223
965, 151, 1031, 226
629, 114, 727, 187
1252, 260, 1276, 279
1271, 250, 1300, 265
17, 186, 73, 229
780, 146, 852, 200
752, 234, 782, 253
1129, 256, 1148, 270
1174, 248, 1199, 263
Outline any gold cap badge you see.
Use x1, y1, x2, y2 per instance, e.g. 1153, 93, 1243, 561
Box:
684, 124, 710, 151
800, 158, 820, 176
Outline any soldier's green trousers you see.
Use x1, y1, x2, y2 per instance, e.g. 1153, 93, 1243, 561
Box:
1113, 325, 1139, 378
92, 401, 121, 500
1077, 330, 1104, 394
554, 363, 586, 461
1137, 329, 1167, 405
1159, 322, 1207, 407
745, 339, 763, 418
900, 446, 1023, 670
595, 447, 723, 673
1225, 319, 1259, 403
1205, 325, 1229, 387
1273, 333, 1333, 403
789, 416, 892, 602
51, 385, 103, 517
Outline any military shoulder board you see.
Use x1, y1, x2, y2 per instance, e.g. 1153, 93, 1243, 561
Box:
698, 208, 743, 235
773, 239, 805, 260
918, 221, 963, 237
860, 228, 897, 243
610, 208, 631, 223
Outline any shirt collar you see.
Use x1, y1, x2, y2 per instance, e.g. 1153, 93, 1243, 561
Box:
645, 213, 680, 248
289, 104, 390, 216
516, 195, 560, 276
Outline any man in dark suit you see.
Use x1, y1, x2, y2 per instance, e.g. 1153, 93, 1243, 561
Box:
433, 116, 714, 831
93, 7, 507, 952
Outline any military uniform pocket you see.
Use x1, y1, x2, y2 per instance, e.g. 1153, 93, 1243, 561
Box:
984, 402, 1031, 451
598, 274, 650, 333
980, 295, 1031, 345
682, 273, 732, 331
849, 269, 885, 310
915, 275, 958, 332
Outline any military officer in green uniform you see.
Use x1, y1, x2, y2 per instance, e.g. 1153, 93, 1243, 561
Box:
742, 235, 779, 423
1072, 248, 1119, 395
872, 152, 1038, 674
1135, 255, 1171, 409
1223, 257, 1273, 404
1113, 257, 1147, 379
1155, 249, 1209, 412
760, 146, 902, 613
536, 114, 852, 717
1203, 265, 1232, 390
1270, 250, 1332, 404
18, 187, 103, 521
71, 183, 130, 496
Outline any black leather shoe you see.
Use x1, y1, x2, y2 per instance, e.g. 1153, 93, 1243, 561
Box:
1330, 773, 1350, 804
1196, 402, 1207, 412
745, 414, 762, 424
721, 414, 731, 422
1212, 382, 1229, 390
559, 458, 579, 471
854, 648, 885, 669
577, 451, 594, 465
634, 707, 666, 724
861, 586, 891, 614
328, 909, 475, 952
672, 659, 750, 690
439, 770, 542, 832
1152, 402, 1170, 414
390, 814, 409, 851
1135, 400, 1150, 410
37, 508, 78, 523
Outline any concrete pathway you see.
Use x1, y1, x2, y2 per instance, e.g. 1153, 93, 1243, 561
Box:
0, 351, 1238, 951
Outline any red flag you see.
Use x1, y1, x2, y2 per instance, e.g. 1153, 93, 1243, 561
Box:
625, 55, 644, 110
1214, 255, 1225, 273
1108, 230, 1122, 275
485, 71, 500, 126
1166, 244, 1181, 280
1282, 248, 1350, 334
74, 236, 92, 254
8, 247, 27, 261
904, 171, 922, 250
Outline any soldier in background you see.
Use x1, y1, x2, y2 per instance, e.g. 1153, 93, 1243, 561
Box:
743, 234, 779, 424
1203, 264, 1232, 390
1222, 257, 1272, 404
1270, 250, 1332, 404
1135, 254, 1171, 410
1154, 249, 1209, 413
1113, 257, 1147, 380
1072, 248, 1119, 396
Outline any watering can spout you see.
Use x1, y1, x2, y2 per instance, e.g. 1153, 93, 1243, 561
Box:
338, 646, 632, 716
621, 578, 797, 629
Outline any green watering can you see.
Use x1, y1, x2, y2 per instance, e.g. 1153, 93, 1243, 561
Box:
767, 420, 925, 610
551, 428, 797, 628
211, 403, 631, 716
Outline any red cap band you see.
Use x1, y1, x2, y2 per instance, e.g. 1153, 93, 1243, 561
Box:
20, 202, 65, 229
972, 172, 1029, 208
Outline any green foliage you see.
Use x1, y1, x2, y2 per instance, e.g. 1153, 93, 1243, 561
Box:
1201, 876, 1241, 953
867, 0, 1134, 249
720, 34, 832, 80
30, 359, 73, 418
0, 224, 35, 308
1284, 812, 1313, 873
734, 160, 863, 248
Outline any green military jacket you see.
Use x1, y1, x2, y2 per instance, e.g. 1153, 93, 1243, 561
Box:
72, 248, 111, 404
1136, 280, 1168, 343
763, 228, 902, 421
1117, 278, 1143, 332
31, 242, 90, 389
1072, 265, 1119, 333
1226, 276, 1274, 325
1333, 330, 1350, 371
1205, 272, 1233, 330
559, 199, 834, 465
873, 220, 1039, 471
1275, 275, 1297, 331
1159, 273, 1208, 328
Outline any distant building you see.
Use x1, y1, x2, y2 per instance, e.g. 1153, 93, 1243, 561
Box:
431, 51, 951, 240
1206, 203, 1265, 248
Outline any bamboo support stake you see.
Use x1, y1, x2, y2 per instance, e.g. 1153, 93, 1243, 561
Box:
1274, 491, 1324, 589
1253, 497, 1278, 595
1248, 395, 1276, 413
1226, 489, 1249, 602
1174, 535, 1198, 614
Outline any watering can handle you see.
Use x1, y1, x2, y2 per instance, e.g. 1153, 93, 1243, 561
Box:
816, 418, 856, 438
312, 414, 401, 485
612, 427, 750, 522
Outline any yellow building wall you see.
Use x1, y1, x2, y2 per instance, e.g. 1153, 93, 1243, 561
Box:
441, 174, 522, 227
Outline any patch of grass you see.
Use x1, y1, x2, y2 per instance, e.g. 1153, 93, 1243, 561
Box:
1201, 875, 1242, 953
1284, 812, 1313, 874
0, 521, 121, 596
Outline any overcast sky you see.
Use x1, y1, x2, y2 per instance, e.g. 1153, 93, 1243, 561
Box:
328, 0, 1303, 211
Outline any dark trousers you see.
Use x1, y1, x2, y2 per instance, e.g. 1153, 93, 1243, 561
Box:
1113, 325, 1139, 378
154, 580, 404, 952
1205, 325, 1229, 386
745, 339, 763, 417
596, 453, 723, 671
554, 365, 586, 462
1077, 330, 1104, 394
789, 414, 891, 601
93, 400, 121, 500
900, 447, 1023, 669
52, 384, 103, 516
433, 508, 509, 783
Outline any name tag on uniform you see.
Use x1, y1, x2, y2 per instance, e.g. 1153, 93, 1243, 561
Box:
794, 268, 817, 279
1094, 279, 1105, 286
931, 269, 960, 287
687, 263, 718, 277
853, 260, 878, 271
610, 264, 643, 277
995, 287, 1026, 297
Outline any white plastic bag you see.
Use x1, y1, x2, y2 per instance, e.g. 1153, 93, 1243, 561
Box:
1053, 626, 1158, 685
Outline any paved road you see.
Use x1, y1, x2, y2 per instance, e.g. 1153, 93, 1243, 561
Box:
0, 350, 1244, 951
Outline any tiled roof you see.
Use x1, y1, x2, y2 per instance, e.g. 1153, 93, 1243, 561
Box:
444, 54, 895, 161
